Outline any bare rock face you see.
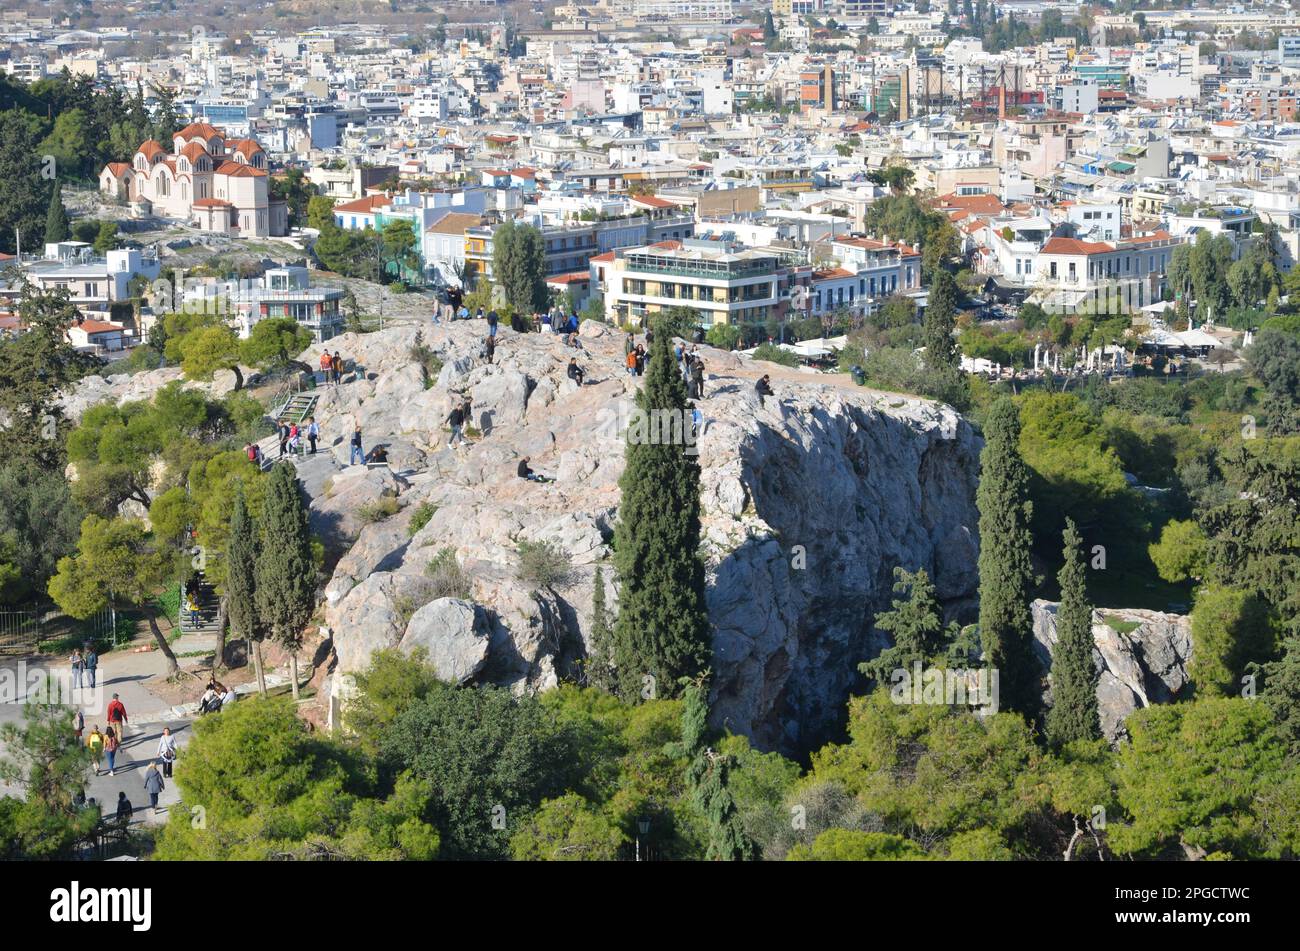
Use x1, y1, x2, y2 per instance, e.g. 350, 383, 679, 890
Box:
400, 598, 492, 683
1032, 599, 1193, 743
307, 321, 982, 754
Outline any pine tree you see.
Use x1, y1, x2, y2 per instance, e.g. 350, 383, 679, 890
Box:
254, 463, 316, 699
1045, 519, 1100, 746
859, 567, 947, 684
976, 398, 1041, 722
922, 269, 959, 373
45, 182, 68, 244
226, 487, 265, 694
611, 320, 710, 700
584, 565, 617, 693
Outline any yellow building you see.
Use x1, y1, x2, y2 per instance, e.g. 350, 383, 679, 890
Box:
601, 240, 783, 328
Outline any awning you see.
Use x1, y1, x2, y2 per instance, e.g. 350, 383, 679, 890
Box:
1108, 160, 1136, 173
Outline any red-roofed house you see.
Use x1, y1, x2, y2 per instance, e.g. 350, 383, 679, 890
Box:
1035, 230, 1183, 311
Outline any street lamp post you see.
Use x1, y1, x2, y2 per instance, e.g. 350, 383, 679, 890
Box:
636, 816, 650, 862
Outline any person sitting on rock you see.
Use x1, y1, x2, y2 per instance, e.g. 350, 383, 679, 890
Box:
755, 374, 774, 408
567, 358, 585, 387
516, 457, 550, 483
365, 445, 389, 465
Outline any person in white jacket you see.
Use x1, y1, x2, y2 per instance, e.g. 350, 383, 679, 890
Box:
157, 727, 177, 779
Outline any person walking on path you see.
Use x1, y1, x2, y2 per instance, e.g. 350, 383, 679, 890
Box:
73, 709, 84, 741
625, 332, 635, 356
487, 310, 499, 338
626, 348, 637, 376
70, 649, 83, 690
106, 693, 128, 742
143, 762, 165, 815
350, 426, 364, 465
157, 728, 177, 778
86, 726, 105, 776
278, 419, 290, 458
84, 646, 98, 688
115, 791, 133, 824
485, 334, 496, 364
307, 416, 320, 455
104, 727, 120, 776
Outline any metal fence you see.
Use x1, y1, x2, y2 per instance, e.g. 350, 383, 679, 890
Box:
0, 605, 119, 656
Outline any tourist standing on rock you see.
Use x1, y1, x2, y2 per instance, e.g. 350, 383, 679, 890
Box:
70, 648, 83, 690
626, 348, 637, 376
691, 360, 705, 399
157, 728, 177, 779
288, 423, 301, 456
307, 416, 320, 455
331, 351, 343, 384
143, 762, 165, 815
755, 375, 774, 408
107, 693, 128, 740
447, 400, 468, 448
104, 726, 120, 776
319, 351, 332, 379
487, 309, 499, 338
625, 332, 635, 357
567, 358, 585, 387
84, 645, 98, 688
634, 345, 646, 376
86, 725, 105, 775
73, 709, 84, 741
485, 334, 497, 364
278, 420, 290, 458
350, 427, 364, 466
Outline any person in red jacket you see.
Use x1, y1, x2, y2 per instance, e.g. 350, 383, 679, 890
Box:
106, 693, 128, 742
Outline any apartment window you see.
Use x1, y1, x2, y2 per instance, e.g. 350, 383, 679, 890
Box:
1050, 262, 1058, 279
1068, 262, 1077, 282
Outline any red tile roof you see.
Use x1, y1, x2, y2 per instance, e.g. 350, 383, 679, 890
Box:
1041, 236, 1113, 255
333, 194, 391, 214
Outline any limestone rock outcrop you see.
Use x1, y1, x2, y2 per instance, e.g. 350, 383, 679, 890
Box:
1031, 599, 1193, 743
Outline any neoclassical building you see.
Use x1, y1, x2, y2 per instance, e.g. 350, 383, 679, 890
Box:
99, 122, 287, 238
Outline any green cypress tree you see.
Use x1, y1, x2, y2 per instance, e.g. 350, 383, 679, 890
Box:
45, 182, 68, 244
226, 487, 266, 693
611, 320, 710, 699
922, 269, 959, 373
584, 565, 617, 693
1045, 518, 1100, 746
254, 463, 315, 699
976, 397, 1041, 722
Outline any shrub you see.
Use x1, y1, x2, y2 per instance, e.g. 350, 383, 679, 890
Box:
407, 501, 439, 537
751, 343, 800, 367
515, 539, 577, 590
357, 496, 401, 523
425, 547, 471, 600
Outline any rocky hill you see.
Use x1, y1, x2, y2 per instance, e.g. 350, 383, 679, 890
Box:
302, 319, 982, 753
59, 317, 984, 754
